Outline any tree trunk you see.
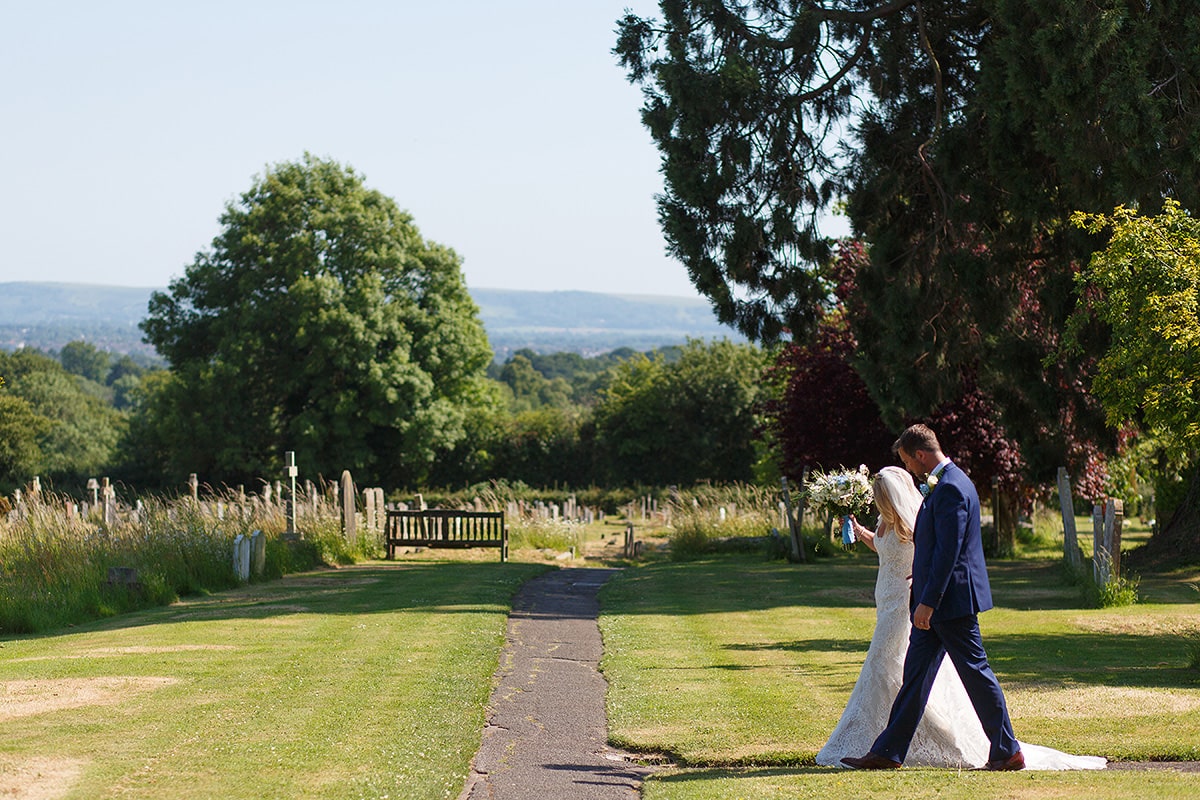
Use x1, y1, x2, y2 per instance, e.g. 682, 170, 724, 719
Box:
994, 490, 1018, 557
1128, 462, 1200, 567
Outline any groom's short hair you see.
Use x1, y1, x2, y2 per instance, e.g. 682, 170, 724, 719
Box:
894, 424, 941, 456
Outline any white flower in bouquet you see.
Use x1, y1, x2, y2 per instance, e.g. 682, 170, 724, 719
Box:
804, 465, 874, 546
805, 465, 874, 517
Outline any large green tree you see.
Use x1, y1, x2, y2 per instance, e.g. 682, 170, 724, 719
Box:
0, 349, 122, 489
0, 376, 52, 493
137, 155, 497, 488
59, 341, 111, 384
617, 1, 1200, 496
592, 339, 765, 485
1071, 201, 1200, 562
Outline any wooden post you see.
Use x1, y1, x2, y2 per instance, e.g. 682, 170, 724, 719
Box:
1056, 467, 1081, 569
781, 474, 807, 563
188, 473, 199, 502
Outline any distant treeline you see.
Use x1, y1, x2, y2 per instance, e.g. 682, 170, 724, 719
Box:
0, 282, 742, 362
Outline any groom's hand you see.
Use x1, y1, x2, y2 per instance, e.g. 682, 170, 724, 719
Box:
913, 604, 934, 630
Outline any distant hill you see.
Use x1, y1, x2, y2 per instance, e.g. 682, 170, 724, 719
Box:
0, 282, 743, 361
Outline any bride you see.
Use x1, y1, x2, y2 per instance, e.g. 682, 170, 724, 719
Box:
814, 466, 1106, 770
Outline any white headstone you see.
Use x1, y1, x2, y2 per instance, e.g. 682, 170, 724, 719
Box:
233, 534, 250, 581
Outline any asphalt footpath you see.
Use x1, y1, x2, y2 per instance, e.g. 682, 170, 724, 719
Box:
458, 567, 656, 800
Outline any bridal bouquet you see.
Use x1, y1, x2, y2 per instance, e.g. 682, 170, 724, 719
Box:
805, 465, 874, 547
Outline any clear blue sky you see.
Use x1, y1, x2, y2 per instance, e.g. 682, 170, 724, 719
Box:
1, 1, 848, 299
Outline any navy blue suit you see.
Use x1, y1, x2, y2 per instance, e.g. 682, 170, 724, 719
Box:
870, 461, 1019, 764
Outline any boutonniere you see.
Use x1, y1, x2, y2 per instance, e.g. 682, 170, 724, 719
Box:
920, 473, 939, 497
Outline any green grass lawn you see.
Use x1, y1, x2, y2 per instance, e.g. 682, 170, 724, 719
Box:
5, 518, 1198, 800
0, 561, 549, 800
599, 549, 1200, 799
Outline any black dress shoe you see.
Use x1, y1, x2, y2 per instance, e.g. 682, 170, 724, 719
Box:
841, 752, 902, 770
983, 750, 1025, 771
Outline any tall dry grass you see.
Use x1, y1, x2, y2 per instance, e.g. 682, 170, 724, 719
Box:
0, 488, 379, 635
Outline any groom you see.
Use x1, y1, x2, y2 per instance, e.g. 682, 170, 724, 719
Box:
842, 424, 1024, 771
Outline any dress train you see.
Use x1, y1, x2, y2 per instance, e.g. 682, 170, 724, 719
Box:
814, 529, 1105, 770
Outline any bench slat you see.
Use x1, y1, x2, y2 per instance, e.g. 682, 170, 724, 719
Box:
385, 509, 508, 562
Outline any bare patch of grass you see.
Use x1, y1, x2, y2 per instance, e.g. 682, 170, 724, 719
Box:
0, 676, 179, 721
1007, 685, 1200, 718
0, 755, 86, 800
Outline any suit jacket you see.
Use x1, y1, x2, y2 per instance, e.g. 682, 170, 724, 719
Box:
911, 461, 993, 621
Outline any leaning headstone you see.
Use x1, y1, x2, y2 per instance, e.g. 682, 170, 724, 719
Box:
341, 470, 357, 546
1056, 467, 1081, 569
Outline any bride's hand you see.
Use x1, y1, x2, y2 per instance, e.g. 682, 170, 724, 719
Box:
849, 515, 876, 552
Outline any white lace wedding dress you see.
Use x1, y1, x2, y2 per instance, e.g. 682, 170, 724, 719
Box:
815, 528, 1106, 769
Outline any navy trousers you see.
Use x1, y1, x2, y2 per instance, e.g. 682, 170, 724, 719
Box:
871, 614, 1019, 764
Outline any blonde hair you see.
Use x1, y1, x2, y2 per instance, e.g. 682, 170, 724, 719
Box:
873, 466, 922, 543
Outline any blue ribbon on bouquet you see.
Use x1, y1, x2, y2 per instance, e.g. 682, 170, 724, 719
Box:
840, 516, 855, 547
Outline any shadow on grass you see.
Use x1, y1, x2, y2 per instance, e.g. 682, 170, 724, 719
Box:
648, 766, 825, 785
724, 638, 870, 654
602, 555, 1200, 691
6, 561, 555, 642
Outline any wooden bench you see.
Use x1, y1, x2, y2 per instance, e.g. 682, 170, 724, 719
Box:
385, 509, 509, 562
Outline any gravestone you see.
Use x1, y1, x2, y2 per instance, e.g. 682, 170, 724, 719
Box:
341, 470, 357, 546
233, 534, 250, 581
1056, 467, 1081, 569
1103, 498, 1123, 580
250, 530, 265, 576
364, 488, 376, 531
1092, 504, 1107, 584
102, 478, 115, 526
